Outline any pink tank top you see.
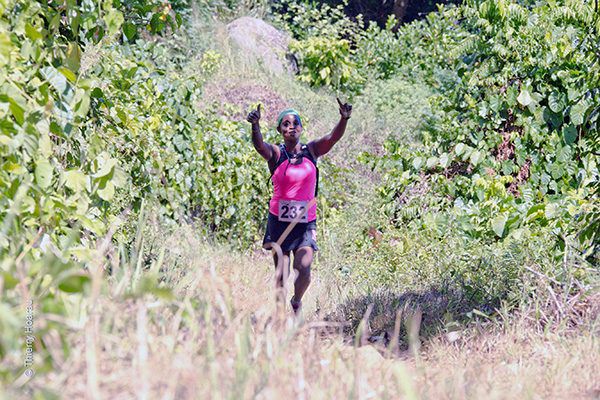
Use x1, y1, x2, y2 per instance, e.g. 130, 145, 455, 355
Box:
269, 146, 317, 221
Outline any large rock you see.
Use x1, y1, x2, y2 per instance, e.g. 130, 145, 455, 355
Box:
227, 17, 296, 74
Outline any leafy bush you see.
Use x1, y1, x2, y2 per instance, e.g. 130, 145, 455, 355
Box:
0, 0, 185, 386
349, 224, 565, 308
0, 0, 274, 387
277, 1, 470, 93
273, 0, 364, 41
367, 0, 599, 263
290, 36, 364, 91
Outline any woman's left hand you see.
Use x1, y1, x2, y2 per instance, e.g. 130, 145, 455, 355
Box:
337, 97, 352, 120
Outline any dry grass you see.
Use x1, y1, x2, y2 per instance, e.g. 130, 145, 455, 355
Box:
416, 317, 600, 399
10, 222, 598, 400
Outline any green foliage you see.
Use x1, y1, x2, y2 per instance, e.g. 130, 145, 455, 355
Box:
352, 17, 406, 81
80, 40, 269, 243
365, 0, 600, 262
350, 224, 564, 308
356, 75, 432, 138
276, 0, 366, 91
290, 36, 363, 91
195, 0, 271, 20
0, 0, 271, 388
273, 0, 364, 40
279, 1, 473, 93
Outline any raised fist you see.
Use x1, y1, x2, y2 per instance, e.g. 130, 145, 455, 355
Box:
247, 104, 261, 124
337, 97, 352, 120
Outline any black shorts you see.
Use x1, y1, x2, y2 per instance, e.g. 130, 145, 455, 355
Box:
262, 212, 318, 253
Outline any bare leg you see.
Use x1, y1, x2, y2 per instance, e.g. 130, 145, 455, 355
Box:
291, 246, 313, 311
273, 250, 291, 305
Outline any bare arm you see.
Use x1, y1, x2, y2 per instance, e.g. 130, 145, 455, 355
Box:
309, 98, 352, 158
247, 104, 275, 161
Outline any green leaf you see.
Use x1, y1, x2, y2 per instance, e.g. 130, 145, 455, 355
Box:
66, 42, 82, 72
526, 204, 545, 221
412, 157, 423, 170
58, 66, 77, 83
562, 124, 577, 145
491, 214, 507, 237
319, 67, 329, 80
0, 32, 13, 67
39, 133, 53, 157
426, 156, 438, 169
35, 160, 53, 189
2, 271, 18, 290
455, 143, 465, 156
93, 157, 117, 178
25, 23, 43, 41
49, 121, 62, 136
489, 95, 501, 112
8, 99, 24, 125
79, 216, 105, 234
75, 91, 90, 117
98, 181, 115, 201
64, 170, 88, 192
567, 87, 581, 102
123, 22, 137, 41
439, 153, 450, 168
71, 16, 82, 36
543, 106, 562, 128
0, 134, 12, 146
570, 101, 589, 126
469, 150, 483, 166
90, 25, 105, 43
58, 274, 90, 293
104, 9, 124, 36
91, 87, 104, 98
150, 13, 165, 33
548, 92, 565, 113
517, 90, 532, 106
545, 203, 559, 219
4, 162, 26, 174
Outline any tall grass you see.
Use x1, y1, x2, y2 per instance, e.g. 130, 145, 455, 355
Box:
5, 217, 596, 399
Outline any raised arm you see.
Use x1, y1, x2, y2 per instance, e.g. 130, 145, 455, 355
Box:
247, 104, 276, 161
309, 97, 352, 158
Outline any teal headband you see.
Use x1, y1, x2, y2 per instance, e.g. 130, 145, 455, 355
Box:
277, 109, 302, 127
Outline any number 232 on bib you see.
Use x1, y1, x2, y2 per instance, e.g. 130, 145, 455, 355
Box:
278, 200, 309, 222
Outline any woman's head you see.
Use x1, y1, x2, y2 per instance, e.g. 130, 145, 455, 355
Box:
277, 109, 303, 141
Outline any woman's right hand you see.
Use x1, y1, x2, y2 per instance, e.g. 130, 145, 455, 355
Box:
247, 104, 261, 124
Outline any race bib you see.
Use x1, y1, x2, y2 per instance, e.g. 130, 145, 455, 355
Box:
278, 200, 309, 223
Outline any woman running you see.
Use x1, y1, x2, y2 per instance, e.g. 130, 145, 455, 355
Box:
246, 99, 352, 314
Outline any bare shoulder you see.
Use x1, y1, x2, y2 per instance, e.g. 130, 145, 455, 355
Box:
306, 141, 319, 160
267, 143, 281, 169
272, 143, 281, 159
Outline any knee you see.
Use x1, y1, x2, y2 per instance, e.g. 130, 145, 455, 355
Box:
297, 266, 311, 283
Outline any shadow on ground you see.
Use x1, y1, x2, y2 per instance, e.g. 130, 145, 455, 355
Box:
322, 287, 485, 351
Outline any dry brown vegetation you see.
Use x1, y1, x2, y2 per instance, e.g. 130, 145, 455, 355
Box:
13, 224, 598, 400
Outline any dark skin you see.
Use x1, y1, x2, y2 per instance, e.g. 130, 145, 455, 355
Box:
247, 99, 353, 313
